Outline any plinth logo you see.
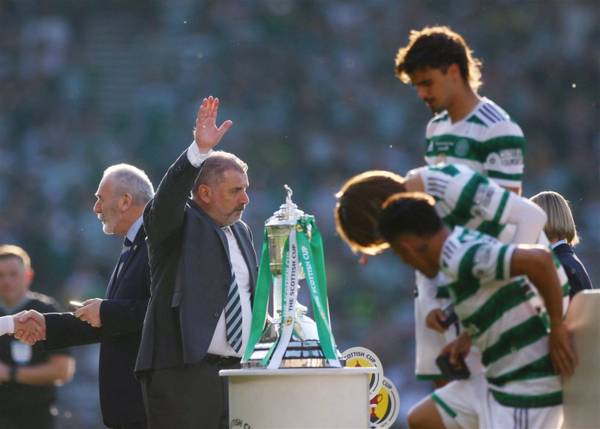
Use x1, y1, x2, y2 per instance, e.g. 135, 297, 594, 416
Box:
341, 347, 384, 398
369, 377, 400, 429
342, 347, 399, 428
230, 417, 253, 429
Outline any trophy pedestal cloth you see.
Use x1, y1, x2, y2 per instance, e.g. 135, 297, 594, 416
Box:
222, 367, 376, 429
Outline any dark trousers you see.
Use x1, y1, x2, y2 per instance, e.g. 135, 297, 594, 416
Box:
0, 405, 55, 429
140, 357, 240, 429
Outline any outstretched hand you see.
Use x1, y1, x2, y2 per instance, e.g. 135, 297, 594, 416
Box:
193, 96, 233, 153
13, 310, 46, 345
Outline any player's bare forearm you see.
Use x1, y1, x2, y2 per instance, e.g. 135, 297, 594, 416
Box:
510, 246, 576, 375
510, 246, 562, 324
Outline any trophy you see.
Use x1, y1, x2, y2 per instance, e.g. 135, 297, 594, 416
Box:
242, 185, 341, 369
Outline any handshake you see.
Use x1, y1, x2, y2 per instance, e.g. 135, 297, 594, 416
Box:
13, 310, 46, 345
12, 298, 104, 345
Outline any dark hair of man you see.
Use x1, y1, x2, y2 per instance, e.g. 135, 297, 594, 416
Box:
334, 171, 406, 255
395, 25, 483, 91
193, 151, 248, 192
378, 192, 442, 244
0, 244, 32, 269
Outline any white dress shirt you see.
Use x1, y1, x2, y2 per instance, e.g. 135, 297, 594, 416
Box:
126, 216, 143, 243
207, 226, 252, 357
0, 316, 15, 336
186, 141, 212, 167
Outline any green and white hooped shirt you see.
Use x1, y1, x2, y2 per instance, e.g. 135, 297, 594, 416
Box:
415, 163, 516, 240
425, 97, 525, 190
440, 226, 562, 408
414, 164, 570, 308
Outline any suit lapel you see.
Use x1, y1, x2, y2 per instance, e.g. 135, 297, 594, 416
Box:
216, 227, 231, 262
105, 264, 120, 299
187, 199, 232, 268
187, 200, 255, 289
106, 228, 145, 299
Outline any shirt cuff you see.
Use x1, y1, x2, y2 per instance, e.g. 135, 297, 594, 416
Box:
0, 315, 15, 336
187, 142, 213, 167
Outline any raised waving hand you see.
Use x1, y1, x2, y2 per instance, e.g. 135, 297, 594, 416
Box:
193, 96, 233, 153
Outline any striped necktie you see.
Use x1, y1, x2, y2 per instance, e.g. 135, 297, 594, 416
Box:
224, 272, 243, 353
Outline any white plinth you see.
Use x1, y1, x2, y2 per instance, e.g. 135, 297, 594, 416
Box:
563, 290, 600, 429
220, 367, 376, 429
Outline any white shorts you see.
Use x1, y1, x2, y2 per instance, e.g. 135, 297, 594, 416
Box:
414, 274, 484, 379
432, 374, 563, 429
414, 293, 451, 379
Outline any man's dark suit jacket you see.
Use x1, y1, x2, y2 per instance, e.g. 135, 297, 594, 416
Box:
44, 227, 149, 428
553, 242, 593, 299
135, 150, 257, 373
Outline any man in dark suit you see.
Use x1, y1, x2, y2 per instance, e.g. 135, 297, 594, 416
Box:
530, 191, 593, 300
18, 164, 154, 429
553, 241, 593, 299
135, 96, 257, 429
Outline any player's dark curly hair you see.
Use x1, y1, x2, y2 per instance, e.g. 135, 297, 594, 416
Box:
395, 26, 483, 91
378, 192, 442, 243
335, 171, 406, 255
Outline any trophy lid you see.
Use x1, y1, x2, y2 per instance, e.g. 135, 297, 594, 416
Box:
265, 185, 305, 227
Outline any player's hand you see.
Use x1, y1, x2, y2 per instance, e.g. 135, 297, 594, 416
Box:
193, 96, 233, 153
426, 308, 448, 333
549, 322, 577, 377
358, 254, 369, 265
441, 332, 472, 367
13, 310, 46, 345
75, 298, 104, 328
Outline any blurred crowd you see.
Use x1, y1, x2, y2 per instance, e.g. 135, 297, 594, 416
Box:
0, 0, 598, 427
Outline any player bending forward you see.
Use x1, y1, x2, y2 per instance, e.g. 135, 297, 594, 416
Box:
379, 193, 576, 429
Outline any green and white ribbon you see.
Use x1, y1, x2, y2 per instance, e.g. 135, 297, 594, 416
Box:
267, 227, 300, 368
297, 217, 340, 366
242, 228, 272, 363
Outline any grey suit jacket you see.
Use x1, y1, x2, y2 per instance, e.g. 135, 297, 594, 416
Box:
135, 150, 257, 373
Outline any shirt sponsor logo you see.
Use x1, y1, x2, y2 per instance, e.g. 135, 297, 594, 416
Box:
471, 184, 495, 217
486, 149, 523, 167
473, 245, 495, 282
431, 140, 453, 152
499, 149, 523, 166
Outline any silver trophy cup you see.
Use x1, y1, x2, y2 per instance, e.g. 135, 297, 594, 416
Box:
243, 185, 340, 368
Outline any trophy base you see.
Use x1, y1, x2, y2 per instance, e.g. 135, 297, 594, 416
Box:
243, 340, 342, 369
